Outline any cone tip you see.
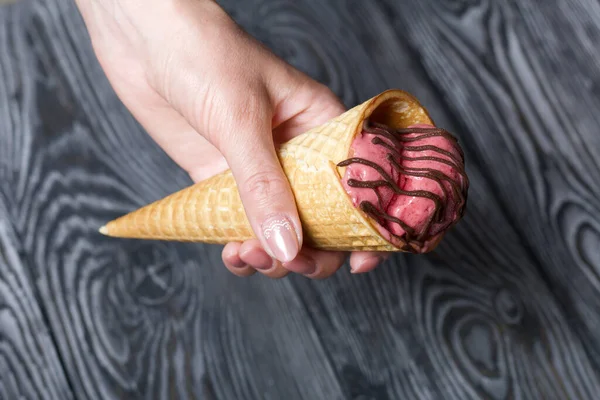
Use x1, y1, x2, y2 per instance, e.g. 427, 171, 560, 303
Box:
99, 225, 108, 235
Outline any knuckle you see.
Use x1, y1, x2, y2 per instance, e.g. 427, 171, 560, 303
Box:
228, 86, 270, 126
242, 170, 289, 206
237, 88, 263, 116
314, 83, 337, 99
205, 83, 270, 147
148, 40, 180, 97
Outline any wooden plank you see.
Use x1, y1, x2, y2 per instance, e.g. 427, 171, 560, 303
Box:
0, 205, 74, 400
369, 0, 600, 398
0, 7, 73, 399
0, 207, 74, 399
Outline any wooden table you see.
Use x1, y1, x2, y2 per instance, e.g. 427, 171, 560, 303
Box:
1, 0, 599, 399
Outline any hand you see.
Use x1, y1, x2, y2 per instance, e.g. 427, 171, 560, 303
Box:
76, 0, 389, 278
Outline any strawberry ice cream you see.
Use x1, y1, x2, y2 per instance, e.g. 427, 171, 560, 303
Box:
338, 120, 468, 253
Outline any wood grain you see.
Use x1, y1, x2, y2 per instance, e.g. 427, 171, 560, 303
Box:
0, 203, 75, 399
1, 0, 600, 399
0, 8, 73, 398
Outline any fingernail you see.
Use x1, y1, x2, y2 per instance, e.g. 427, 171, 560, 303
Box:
231, 259, 247, 269
351, 256, 381, 274
254, 257, 276, 271
262, 215, 299, 262
283, 254, 316, 275
249, 249, 276, 271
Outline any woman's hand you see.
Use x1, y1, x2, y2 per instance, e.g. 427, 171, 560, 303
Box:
76, 0, 388, 278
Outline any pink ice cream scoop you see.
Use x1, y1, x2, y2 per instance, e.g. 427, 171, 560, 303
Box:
338, 121, 468, 253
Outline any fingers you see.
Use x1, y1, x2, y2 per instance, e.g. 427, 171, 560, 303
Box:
239, 240, 289, 278
349, 252, 391, 274
115, 89, 230, 183
222, 242, 255, 277
281, 252, 317, 276
284, 247, 347, 279
271, 77, 346, 142
218, 94, 302, 264
224, 243, 391, 278
222, 239, 288, 278
222, 240, 346, 279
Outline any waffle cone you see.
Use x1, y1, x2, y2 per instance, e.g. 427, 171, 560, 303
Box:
100, 89, 434, 251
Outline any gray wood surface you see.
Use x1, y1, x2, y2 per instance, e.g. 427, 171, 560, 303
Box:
1, 0, 600, 399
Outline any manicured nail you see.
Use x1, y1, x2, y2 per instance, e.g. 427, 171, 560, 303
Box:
244, 248, 275, 271
231, 259, 247, 269
254, 257, 276, 271
351, 256, 381, 274
262, 215, 299, 262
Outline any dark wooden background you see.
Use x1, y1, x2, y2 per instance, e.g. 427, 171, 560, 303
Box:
1, 0, 600, 399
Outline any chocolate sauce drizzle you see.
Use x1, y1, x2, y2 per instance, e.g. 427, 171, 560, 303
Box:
337, 120, 468, 253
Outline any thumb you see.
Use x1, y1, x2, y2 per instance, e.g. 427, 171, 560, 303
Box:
218, 99, 302, 263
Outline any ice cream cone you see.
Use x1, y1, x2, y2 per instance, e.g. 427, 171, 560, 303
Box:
100, 89, 435, 251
